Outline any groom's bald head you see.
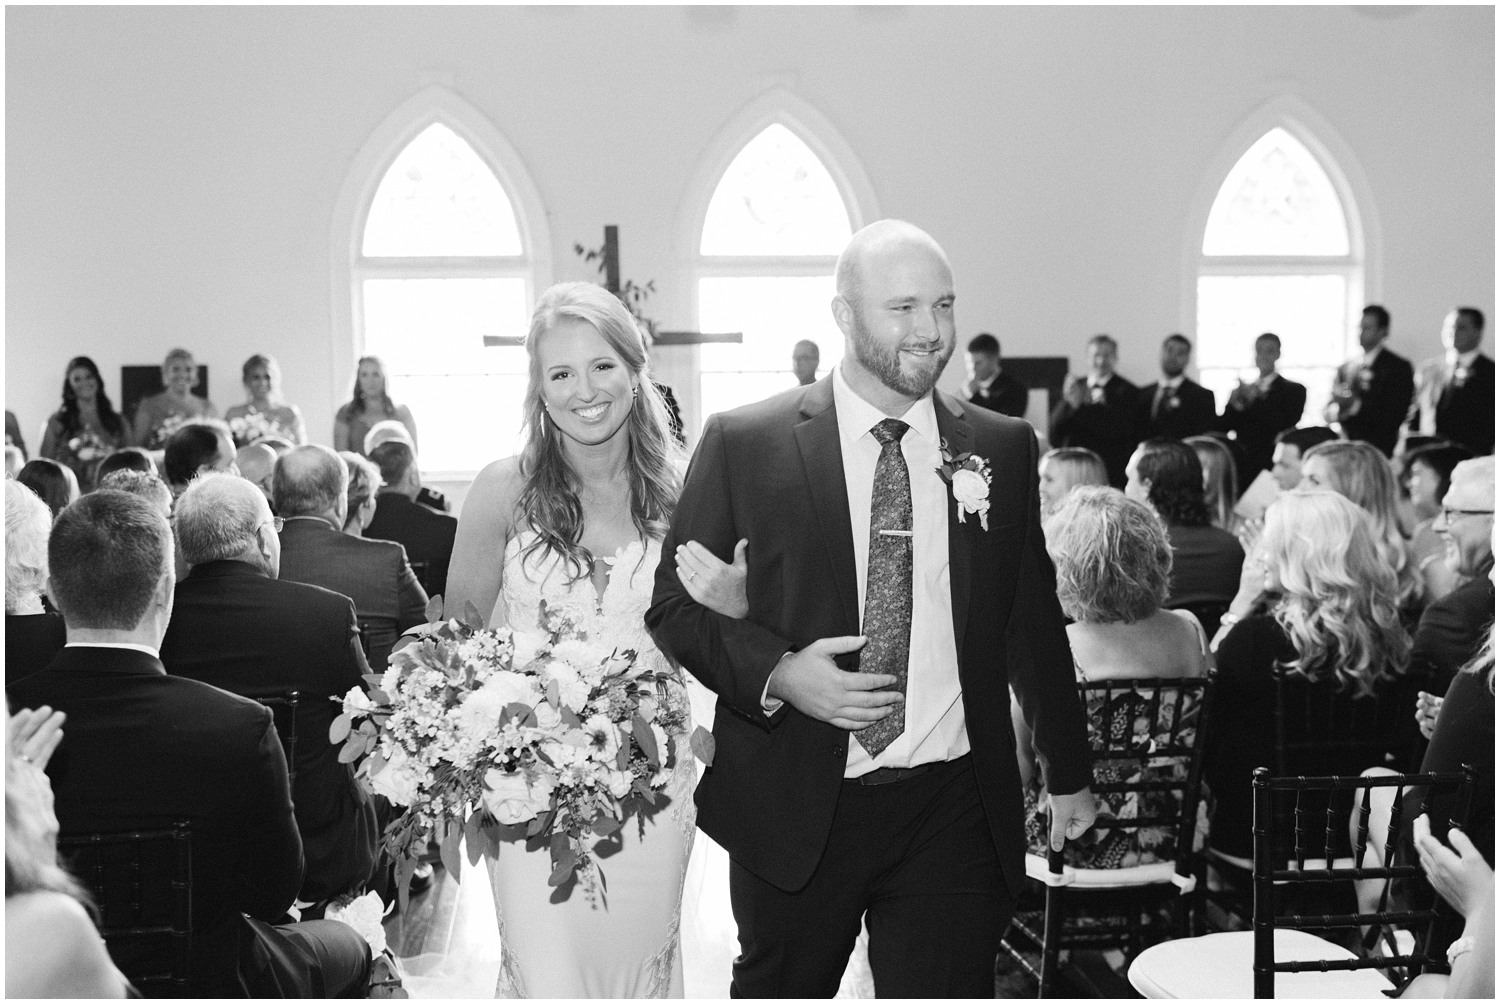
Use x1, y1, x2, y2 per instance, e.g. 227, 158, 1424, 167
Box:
834, 220, 954, 307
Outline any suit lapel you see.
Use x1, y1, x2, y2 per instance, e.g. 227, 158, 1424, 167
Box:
793, 380, 860, 634
933, 391, 972, 659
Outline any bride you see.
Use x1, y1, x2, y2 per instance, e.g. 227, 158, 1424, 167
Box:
444, 281, 743, 998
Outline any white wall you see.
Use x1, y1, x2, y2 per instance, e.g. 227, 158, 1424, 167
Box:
7, 6, 1493, 468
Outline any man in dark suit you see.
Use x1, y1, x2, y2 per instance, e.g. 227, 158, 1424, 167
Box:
647, 220, 1093, 997
1327, 304, 1415, 457
961, 332, 1029, 417
1220, 332, 1308, 478
8, 490, 370, 997
1408, 307, 1495, 456
1412, 457, 1495, 692
364, 441, 458, 599
363, 419, 451, 512
1139, 333, 1218, 440
160, 473, 381, 906
1048, 333, 1143, 487
273, 444, 428, 671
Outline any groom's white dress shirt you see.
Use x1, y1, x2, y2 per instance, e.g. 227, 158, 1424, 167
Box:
832, 366, 969, 778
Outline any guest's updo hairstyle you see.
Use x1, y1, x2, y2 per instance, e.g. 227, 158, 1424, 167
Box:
1258, 489, 1409, 696
517, 281, 684, 580
1044, 486, 1172, 625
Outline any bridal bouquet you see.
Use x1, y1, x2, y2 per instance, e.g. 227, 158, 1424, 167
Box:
146, 412, 192, 449
332, 597, 714, 906
66, 431, 108, 463
227, 408, 293, 446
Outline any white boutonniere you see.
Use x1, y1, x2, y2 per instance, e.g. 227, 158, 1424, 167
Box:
935, 439, 992, 530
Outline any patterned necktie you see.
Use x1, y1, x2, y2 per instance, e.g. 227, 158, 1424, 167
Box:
857, 418, 912, 757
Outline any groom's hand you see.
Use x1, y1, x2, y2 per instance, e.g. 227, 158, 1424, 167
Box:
1048, 788, 1098, 852
766, 636, 903, 731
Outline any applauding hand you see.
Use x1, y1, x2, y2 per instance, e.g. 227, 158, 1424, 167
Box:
675, 539, 749, 619
1413, 814, 1492, 917
767, 636, 903, 731
9, 706, 65, 771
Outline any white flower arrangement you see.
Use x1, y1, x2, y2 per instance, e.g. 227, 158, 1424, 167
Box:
332, 597, 714, 906
228, 407, 296, 446
935, 439, 993, 530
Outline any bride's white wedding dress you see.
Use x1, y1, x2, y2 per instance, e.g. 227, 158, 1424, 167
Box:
486, 532, 696, 998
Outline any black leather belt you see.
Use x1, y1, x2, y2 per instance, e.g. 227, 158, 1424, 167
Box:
848, 761, 940, 786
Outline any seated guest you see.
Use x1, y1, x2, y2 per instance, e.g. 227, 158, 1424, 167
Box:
1127, 438, 1244, 609
273, 445, 427, 671
962, 333, 1029, 417
1410, 457, 1495, 694
1038, 446, 1108, 520
160, 474, 381, 906
235, 442, 278, 506
6, 481, 64, 686
7, 490, 371, 996
162, 422, 237, 499
339, 451, 381, 536
1186, 434, 1241, 535
1269, 424, 1340, 491
1299, 439, 1423, 617
1203, 490, 1414, 862
6, 734, 129, 998
94, 446, 157, 481
258, 436, 295, 457
16, 458, 80, 519
364, 419, 450, 513
130, 347, 217, 449
364, 440, 457, 600
97, 470, 173, 518
1402, 442, 1473, 602
1015, 487, 1208, 868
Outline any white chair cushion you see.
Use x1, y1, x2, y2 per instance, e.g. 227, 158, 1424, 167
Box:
1128, 929, 1396, 999
1024, 852, 1189, 890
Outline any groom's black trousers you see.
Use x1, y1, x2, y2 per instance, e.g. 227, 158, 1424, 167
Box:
727, 754, 1013, 998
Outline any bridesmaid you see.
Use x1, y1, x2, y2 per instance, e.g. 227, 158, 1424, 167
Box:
131, 348, 216, 449
38, 357, 130, 491
334, 356, 417, 456
224, 354, 307, 447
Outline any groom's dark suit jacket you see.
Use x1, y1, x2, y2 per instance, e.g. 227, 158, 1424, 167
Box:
647, 377, 1092, 895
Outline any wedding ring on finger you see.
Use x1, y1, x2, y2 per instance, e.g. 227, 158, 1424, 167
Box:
19, 753, 32, 764
684, 570, 696, 582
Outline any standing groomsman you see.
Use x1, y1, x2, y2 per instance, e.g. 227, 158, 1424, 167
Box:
1139, 334, 1217, 440
1326, 304, 1414, 457
1049, 334, 1142, 488
961, 333, 1029, 417
1220, 332, 1308, 478
1408, 307, 1494, 456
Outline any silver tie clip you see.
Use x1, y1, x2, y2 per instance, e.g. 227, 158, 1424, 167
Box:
878, 529, 914, 537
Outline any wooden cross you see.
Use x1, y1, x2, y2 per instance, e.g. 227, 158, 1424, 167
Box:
483, 225, 742, 347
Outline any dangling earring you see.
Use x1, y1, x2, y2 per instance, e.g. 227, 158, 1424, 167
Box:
632, 384, 640, 400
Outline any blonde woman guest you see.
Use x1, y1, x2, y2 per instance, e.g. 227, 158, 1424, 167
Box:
1038, 446, 1108, 520
339, 451, 381, 536
5, 481, 65, 686
224, 354, 307, 447
1186, 435, 1241, 535
38, 356, 130, 490
131, 348, 217, 449
1014, 486, 1210, 868
6, 710, 130, 999
1203, 490, 1414, 862
334, 356, 416, 456
1299, 439, 1424, 617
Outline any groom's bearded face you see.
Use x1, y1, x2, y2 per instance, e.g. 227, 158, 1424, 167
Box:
848, 302, 956, 399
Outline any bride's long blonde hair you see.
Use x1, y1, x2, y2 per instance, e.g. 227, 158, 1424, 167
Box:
515, 282, 684, 580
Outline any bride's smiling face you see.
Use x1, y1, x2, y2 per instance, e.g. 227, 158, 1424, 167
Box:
536, 318, 637, 447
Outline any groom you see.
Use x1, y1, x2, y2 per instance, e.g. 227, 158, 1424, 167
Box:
647, 220, 1095, 997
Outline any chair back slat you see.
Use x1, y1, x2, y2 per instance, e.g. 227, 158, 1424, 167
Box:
1250, 766, 1477, 998
253, 690, 300, 787
59, 822, 193, 997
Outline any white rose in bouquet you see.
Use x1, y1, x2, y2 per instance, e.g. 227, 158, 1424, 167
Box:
455, 686, 511, 743
533, 701, 562, 732
485, 669, 542, 707
607, 769, 634, 799
553, 638, 613, 684
951, 468, 989, 509
482, 767, 556, 825
340, 686, 376, 715
368, 745, 423, 806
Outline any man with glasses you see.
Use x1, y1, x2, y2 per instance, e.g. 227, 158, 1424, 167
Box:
160, 473, 382, 910
1411, 456, 1495, 694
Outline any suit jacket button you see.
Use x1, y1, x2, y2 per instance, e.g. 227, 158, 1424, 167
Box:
833, 745, 843, 757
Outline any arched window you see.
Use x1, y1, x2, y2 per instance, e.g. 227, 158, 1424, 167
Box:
1195, 126, 1364, 424
694, 121, 863, 422
339, 91, 549, 477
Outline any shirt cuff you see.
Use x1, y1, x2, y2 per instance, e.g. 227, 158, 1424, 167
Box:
761, 652, 791, 715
